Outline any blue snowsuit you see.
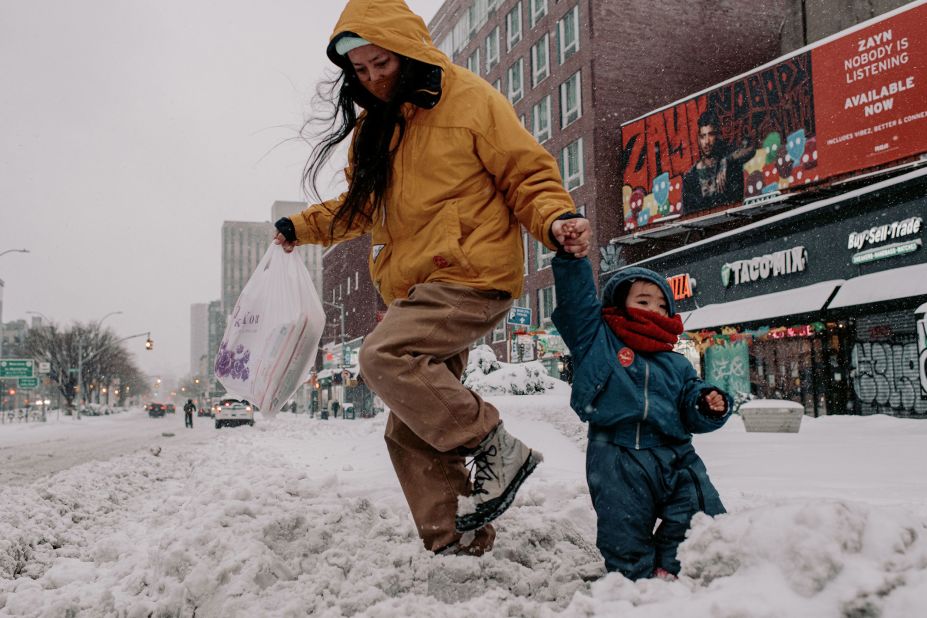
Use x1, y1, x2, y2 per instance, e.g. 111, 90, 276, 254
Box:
551, 255, 732, 579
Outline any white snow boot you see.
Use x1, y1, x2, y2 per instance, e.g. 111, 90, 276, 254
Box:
455, 421, 543, 532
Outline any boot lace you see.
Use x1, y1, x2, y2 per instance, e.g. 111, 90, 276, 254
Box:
467, 445, 498, 496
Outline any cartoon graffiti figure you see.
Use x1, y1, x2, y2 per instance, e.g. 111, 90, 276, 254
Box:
745, 170, 765, 197
668, 176, 683, 214
762, 162, 780, 193
803, 136, 818, 169
763, 132, 782, 164
628, 187, 646, 229
652, 172, 671, 216
786, 129, 806, 163
776, 146, 794, 189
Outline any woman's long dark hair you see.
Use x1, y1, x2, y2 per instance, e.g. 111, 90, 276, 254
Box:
302, 57, 424, 236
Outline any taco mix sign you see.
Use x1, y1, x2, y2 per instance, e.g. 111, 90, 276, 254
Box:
721, 246, 808, 287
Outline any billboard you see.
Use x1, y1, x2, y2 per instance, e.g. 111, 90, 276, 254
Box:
620, 1, 927, 232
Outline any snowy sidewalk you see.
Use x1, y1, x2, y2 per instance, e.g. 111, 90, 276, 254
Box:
1, 393, 926, 617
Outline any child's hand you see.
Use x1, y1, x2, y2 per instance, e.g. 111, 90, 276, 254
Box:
702, 390, 727, 415
551, 218, 592, 257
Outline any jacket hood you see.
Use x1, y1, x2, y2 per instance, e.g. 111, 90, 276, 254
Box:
326, 0, 450, 73
601, 266, 677, 317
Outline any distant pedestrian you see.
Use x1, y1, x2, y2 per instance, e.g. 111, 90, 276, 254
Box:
183, 399, 195, 429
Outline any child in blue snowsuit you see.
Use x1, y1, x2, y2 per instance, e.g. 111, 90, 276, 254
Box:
551, 231, 732, 580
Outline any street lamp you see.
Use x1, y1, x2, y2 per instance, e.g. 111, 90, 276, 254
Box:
0, 249, 29, 259
26, 310, 52, 323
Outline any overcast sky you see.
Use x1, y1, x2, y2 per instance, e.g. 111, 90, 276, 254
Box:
0, 0, 446, 381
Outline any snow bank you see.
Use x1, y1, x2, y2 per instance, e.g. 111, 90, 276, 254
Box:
1, 393, 926, 617
463, 345, 561, 396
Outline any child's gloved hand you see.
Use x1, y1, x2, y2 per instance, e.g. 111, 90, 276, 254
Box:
699, 389, 728, 417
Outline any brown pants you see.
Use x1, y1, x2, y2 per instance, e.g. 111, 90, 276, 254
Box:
359, 282, 513, 553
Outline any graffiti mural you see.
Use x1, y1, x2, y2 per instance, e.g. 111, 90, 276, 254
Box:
917, 312, 927, 396
851, 341, 927, 416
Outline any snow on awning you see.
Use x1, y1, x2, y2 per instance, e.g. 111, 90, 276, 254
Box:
826, 263, 927, 309
682, 280, 844, 331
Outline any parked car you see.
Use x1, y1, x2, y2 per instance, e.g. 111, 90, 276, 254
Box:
214, 398, 254, 429
147, 402, 167, 418
197, 403, 212, 417
165, 403, 176, 414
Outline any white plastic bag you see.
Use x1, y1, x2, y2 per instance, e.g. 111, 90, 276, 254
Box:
215, 245, 324, 415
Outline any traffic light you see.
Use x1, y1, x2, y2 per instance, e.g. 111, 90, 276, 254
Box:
145, 337, 153, 350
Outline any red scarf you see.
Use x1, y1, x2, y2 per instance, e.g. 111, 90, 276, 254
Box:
602, 307, 684, 353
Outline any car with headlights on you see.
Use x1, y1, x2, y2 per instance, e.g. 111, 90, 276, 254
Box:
214, 398, 254, 428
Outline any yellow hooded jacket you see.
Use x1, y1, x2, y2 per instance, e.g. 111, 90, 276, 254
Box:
290, 0, 577, 304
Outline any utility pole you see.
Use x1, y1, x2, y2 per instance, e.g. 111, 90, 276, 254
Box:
323, 301, 347, 367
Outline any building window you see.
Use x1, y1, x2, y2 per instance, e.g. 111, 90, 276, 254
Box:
485, 26, 500, 72
560, 70, 582, 127
536, 240, 554, 270
492, 78, 502, 92
506, 3, 522, 51
346, 275, 352, 295
467, 48, 481, 75
561, 138, 585, 191
560, 71, 583, 128
507, 58, 524, 103
538, 286, 556, 327
437, 35, 454, 58
469, 0, 489, 34
531, 95, 551, 143
529, 0, 547, 27
453, 12, 471, 54
493, 318, 506, 342
556, 5, 580, 64
530, 34, 549, 87
520, 113, 528, 129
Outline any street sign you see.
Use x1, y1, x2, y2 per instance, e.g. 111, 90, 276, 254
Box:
38, 362, 51, 374
507, 306, 532, 326
0, 359, 34, 378
18, 377, 39, 390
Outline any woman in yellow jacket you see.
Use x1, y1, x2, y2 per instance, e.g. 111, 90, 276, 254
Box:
274, 0, 590, 556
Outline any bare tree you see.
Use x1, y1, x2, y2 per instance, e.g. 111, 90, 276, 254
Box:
22, 322, 150, 409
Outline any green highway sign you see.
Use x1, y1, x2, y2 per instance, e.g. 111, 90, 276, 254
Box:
18, 377, 39, 390
0, 359, 34, 378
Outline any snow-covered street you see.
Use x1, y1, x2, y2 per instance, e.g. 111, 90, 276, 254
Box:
0, 410, 214, 487
1, 388, 926, 617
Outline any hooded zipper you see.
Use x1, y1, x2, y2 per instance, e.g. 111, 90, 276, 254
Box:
635, 360, 651, 450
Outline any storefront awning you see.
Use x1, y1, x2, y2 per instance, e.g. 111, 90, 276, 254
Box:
826, 263, 927, 309
681, 280, 844, 331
